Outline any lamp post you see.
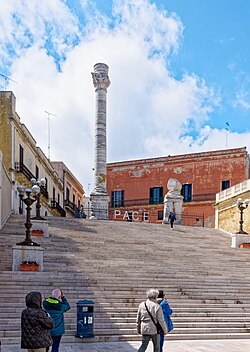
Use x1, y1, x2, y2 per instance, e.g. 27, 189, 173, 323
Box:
17, 184, 40, 246
31, 178, 46, 220
236, 198, 249, 234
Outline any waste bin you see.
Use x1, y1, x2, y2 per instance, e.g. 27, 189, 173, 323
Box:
75, 299, 95, 338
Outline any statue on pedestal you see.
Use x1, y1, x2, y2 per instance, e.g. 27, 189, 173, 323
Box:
163, 178, 183, 224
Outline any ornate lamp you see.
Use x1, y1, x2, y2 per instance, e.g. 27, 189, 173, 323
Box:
17, 184, 40, 246
236, 198, 249, 234
31, 178, 46, 220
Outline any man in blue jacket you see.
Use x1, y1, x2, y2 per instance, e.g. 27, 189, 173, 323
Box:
43, 288, 71, 352
157, 290, 174, 352
168, 212, 176, 230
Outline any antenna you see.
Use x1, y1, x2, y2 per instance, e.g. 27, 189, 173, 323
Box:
0, 73, 18, 90
44, 111, 57, 160
225, 122, 230, 148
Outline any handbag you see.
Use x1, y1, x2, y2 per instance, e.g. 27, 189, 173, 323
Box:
144, 302, 164, 334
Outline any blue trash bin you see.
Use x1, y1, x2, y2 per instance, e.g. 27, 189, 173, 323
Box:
75, 299, 95, 338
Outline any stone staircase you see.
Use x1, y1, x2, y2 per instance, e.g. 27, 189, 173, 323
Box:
1, 215, 250, 346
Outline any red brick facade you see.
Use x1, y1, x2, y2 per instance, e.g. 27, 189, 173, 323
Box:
107, 147, 250, 227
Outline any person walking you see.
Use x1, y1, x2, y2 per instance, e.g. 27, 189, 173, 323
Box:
157, 290, 174, 352
43, 288, 71, 352
168, 211, 176, 230
136, 288, 167, 352
21, 291, 54, 352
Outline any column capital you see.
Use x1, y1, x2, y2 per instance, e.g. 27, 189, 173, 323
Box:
91, 63, 111, 91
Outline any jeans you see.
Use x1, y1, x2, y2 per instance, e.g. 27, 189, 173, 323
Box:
138, 334, 160, 352
46, 335, 62, 352
160, 332, 164, 352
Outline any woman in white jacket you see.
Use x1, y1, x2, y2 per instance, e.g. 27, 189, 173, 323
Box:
136, 289, 167, 352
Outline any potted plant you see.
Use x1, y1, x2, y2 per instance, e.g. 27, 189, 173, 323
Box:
32, 229, 44, 236
20, 260, 40, 272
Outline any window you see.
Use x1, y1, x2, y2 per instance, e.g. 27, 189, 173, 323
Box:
182, 184, 192, 202
73, 194, 76, 205
111, 190, 124, 207
222, 180, 230, 190
45, 177, 48, 190
53, 187, 55, 201
66, 187, 70, 201
158, 210, 163, 221
57, 193, 60, 205
149, 187, 163, 204
35, 165, 39, 180
19, 145, 24, 165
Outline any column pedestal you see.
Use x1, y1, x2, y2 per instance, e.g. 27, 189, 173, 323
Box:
90, 193, 109, 220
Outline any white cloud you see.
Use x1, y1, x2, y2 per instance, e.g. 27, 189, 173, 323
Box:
233, 91, 250, 111
2, 0, 249, 195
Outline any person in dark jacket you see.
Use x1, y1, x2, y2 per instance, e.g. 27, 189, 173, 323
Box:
43, 288, 71, 352
21, 291, 54, 352
168, 211, 176, 230
157, 290, 174, 352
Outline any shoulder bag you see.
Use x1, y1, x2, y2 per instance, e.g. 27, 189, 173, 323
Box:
144, 302, 164, 334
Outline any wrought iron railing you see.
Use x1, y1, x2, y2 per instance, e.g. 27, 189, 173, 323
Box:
110, 197, 164, 208
15, 162, 49, 199
51, 200, 66, 217
14, 162, 35, 181
183, 193, 216, 202
109, 193, 216, 208
40, 186, 49, 199
64, 199, 81, 218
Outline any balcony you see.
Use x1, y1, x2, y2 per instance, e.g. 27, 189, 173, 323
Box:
15, 162, 49, 199
15, 162, 35, 181
64, 199, 81, 218
51, 200, 66, 217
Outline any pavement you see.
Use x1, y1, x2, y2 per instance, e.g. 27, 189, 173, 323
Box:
2, 339, 250, 352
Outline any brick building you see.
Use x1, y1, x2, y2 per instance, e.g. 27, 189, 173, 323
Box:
107, 148, 250, 227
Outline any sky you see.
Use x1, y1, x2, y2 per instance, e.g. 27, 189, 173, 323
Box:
0, 0, 250, 195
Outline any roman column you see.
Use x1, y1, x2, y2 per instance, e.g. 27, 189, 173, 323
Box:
90, 63, 111, 219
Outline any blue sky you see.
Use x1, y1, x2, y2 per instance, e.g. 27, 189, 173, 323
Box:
0, 0, 250, 192
165, 0, 250, 133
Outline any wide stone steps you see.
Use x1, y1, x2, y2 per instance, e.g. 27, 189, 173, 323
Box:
1, 215, 250, 345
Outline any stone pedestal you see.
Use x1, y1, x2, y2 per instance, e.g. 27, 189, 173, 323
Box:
12, 245, 44, 272
31, 220, 49, 237
90, 193, 109, 220
163, 178, 183, 224
231, 234, 250, 248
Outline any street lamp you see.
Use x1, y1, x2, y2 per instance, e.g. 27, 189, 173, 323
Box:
17, 184, 40, 246
31, 178, 46, 220
236, 198, 249, 234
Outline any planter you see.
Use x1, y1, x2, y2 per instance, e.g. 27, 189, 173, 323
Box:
20, 263, 40, 272
32, 230, 44, 236
239, 243, 250, 248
